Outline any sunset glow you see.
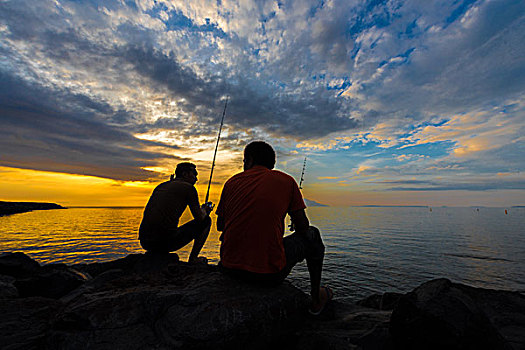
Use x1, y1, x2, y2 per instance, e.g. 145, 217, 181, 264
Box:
1, 0, 524, 207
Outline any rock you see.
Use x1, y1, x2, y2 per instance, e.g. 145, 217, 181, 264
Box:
0, 253, 89, 299
14, 264, 89, 299
357, 292, 403, 311
47, 263, 308, 349
0, 275, 18, 298
2, 253, 524, 350
0, 296, 62, 349
0, 252, 41, 278
72, 252, 179, 277
390, 278, 525, 350
291, 301, 393, 350
61, 253, 180, 303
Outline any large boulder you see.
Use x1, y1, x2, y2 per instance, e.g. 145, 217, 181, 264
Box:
0, 297, 62, 349
1, 252, 310, 349
14, 265, 88, 299
390, 278, 525, 350
0, 252, 41, 278
3, 252, 524, 350
0, 253, 89, 299
72, 252, 180, 277
0, 275, 18, 298
357, 292, 404, 311
47, 263, 308, 349
291, 300, 393, 350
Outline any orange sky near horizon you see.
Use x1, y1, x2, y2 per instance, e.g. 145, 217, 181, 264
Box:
1, 166, 523, 208
0, 166, 224, 207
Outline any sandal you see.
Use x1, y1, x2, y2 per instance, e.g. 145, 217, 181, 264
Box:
309, 286, 333, 315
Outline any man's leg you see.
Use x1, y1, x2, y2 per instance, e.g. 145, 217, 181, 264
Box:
140, 238, 170, 254
188, 216, 211, 263
175, 217, 212, 263
282, 226, 328, 312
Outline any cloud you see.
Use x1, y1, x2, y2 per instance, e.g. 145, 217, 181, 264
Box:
370, 172, 525, 191
382, 182, 525, 192
0, 0, 523, 199
0, 70, 179, 181
352, 0, 525, 116
318, 176, 340, 180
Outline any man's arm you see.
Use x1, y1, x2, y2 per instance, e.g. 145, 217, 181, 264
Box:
188, 188, 211, 221
217, 215, 225, 231
188, 201, 202, 220
289, 208, 309, 234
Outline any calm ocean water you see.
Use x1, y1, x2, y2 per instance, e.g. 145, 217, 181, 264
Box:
0, 206, 523, 302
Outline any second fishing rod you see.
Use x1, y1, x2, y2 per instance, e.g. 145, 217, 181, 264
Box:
204, 96, 229, 209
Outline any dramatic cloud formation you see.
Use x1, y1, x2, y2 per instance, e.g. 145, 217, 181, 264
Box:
1, 0, 524, 206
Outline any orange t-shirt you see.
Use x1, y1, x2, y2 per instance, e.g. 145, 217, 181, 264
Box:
216, 166, 306, 273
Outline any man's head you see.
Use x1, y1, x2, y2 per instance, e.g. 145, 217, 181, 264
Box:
243, 141, 276, 170
174, 162, 198, 184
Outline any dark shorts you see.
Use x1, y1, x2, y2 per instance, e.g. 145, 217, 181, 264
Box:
140, 216, 211, 253
219, 226, 325, 285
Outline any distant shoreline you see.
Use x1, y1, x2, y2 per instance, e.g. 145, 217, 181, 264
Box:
68, 206, 143, 209
358, 205, 428, 208
0, 201, 66, 216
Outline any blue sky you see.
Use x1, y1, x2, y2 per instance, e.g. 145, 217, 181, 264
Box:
0, 0, 524, 206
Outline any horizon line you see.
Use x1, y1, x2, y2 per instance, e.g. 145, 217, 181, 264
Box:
64, 204, 524, 209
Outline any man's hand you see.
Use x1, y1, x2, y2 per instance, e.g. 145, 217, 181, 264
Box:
289, 209, 309, 234
201, 202, 214, 215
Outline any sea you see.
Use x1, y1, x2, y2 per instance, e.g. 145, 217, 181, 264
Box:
1, 206, 524, 302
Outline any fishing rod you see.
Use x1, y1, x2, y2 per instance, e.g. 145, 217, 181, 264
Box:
290, 157, 307, 232
205, 96, 229, 205
299, 157, 307, 189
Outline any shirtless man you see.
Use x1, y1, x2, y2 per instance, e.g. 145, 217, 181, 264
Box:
139, 162, 212, 263
216, 141, 332, 314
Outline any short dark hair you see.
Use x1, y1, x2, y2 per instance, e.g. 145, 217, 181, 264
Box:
175, 162, 197, 177
244, 141, 276, 169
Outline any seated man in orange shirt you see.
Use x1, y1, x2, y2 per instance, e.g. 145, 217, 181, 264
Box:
216, 141, 332, 314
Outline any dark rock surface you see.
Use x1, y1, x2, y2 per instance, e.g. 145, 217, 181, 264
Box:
1, 252, 311, 349
292, 301, 393, 350
2, 297, 63, 349
0, 252, 89, 299
390, 278, 525, 350
0, 201, 66, 216
1, 252, 524, 350
0, 251, 41, 277
357, 292, 404, 311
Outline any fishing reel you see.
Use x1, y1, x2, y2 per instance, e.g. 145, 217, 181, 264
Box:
289, 218, 296, 232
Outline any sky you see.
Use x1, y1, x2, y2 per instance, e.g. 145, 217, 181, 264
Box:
1, 0, 524, 207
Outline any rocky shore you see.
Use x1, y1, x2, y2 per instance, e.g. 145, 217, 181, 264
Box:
1, 252, 524, 349
0, 201, 66, 216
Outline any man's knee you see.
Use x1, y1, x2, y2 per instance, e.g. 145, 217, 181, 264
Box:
305, 226, 325, 259
195, 216, 211, 238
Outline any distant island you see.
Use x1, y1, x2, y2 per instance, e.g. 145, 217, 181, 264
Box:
0, 201, 66, 216
304, 198, 329, 207
358, 205, 428, 208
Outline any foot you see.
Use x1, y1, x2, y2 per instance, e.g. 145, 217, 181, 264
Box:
188, 256, 208, 265
309, 286, 333, 315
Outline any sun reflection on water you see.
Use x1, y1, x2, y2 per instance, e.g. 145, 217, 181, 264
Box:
1, 206, 524, 302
